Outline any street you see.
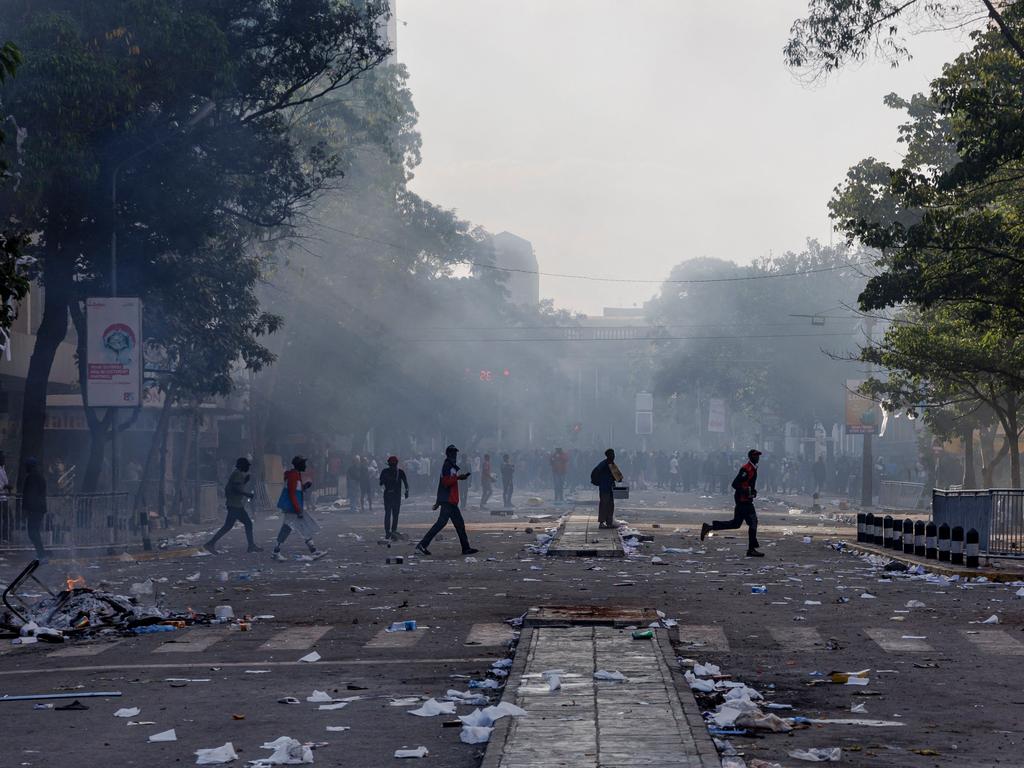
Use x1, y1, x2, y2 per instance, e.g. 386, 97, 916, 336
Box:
2, 489, 1021, 767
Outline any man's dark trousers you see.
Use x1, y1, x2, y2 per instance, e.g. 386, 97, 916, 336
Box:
383, 491, 402, 536
711, 502, 759, 550
419, 502, 470, 551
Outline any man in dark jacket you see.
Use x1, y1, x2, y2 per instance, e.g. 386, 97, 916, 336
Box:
416, 445, 478, 557
21, 457, 48, 561
205, 457, 261, 554
591, 448, 622, 529
701, 449, 763, 557
379, 456, 409, 540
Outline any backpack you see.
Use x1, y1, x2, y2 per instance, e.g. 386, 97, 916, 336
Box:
590, 464, 602, 486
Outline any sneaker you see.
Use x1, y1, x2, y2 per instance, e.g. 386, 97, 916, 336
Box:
309, 550, 327, 561
415, 544, 431, 556
746, 549, 765, 558
700, 523, 712, 542
271, 551, 286, 561
462, 547, 479, 555
203, 543, 220, 555
247, 545, 264, 553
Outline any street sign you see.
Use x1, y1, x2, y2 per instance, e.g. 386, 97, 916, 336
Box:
636, 411, 653, 435
86, 297, 143, 407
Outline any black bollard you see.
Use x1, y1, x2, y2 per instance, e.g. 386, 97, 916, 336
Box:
902, 518, 915, 555
914, 520, 926, 557
868, 513, 881, 546
883, 515, 894, 549
857, 513, 866, 543
965, 528, 980, 568
937, 523, 951, 562
925, 522, 938, 559
951, 526, 965, 565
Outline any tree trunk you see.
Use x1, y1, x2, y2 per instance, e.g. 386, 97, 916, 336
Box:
133, 388, 174, 515
1008, 402, 1020, 489
17, 262, 71, 485
80, 411, 112, 492
962, 425, 977, 488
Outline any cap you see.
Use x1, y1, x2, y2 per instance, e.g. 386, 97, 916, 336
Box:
445, 444, 459, 454
748, 449, 762, 459
387, 455, 399, 465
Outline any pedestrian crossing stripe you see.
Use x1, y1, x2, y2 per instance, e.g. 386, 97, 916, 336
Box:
865, 628, 933, 652
260, 625, 331, 651
677, 625, 730, 651
49, 641, 122, 658
961, 629, 1024, 656
464, 623, 515, 647
154, 629, 228, 653
365, 627, 422, 648
770, 626, 824, 651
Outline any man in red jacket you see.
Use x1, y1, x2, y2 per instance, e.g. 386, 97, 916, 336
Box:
700, 450, 764, 557
416, 445, 479, 556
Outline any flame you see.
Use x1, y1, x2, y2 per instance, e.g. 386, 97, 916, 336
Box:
65, 576, 86, 592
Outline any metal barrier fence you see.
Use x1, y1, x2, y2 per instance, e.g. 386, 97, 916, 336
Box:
880, 481, 926, 511
0, 493, 136, 549
932, 489, 1024, 558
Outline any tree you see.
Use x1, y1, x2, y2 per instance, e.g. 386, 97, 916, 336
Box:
785, 0, 1024, 76
0, 0, 391, 479
0, 39, 28, 336
829, 12, 1024, 485
648, 243, 868, 446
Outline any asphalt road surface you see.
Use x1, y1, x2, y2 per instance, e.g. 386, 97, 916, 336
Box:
1, 488, 1021, 767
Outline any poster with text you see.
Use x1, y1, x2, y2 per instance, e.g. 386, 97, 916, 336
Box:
707, 398, 727, 433
845, 379, 879, 435
86, 297, 142, 407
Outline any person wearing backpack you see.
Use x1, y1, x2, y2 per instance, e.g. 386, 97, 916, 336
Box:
591, 448, 623, 529
205, 457, 261, 554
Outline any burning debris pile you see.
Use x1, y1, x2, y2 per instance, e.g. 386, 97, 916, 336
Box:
2, 560, 218, 643
26, 587, 167, 633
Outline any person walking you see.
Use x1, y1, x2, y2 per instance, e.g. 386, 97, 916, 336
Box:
346, 456, 361, 513
0, 451, 12, 544
359, 456, 373, 512
205, 457, 262, 554
21, 457, 48, 562
379, 456, 409, 540
272, 456, 326, 561
479, 453, 494, 509
500, 453, 515, 508
590, 448, 623, 529
813, 456, 826, 494
416, 445, 478, 556
551, 448, 568, 503
669, 451, 680, 492
701, 449, 763, 557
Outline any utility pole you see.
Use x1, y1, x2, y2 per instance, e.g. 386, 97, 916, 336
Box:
861, 318, 877, 508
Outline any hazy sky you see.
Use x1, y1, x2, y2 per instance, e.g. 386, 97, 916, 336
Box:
398, 1, 971, 315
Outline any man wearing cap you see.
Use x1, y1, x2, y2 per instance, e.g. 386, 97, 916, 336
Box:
701, 449, 764, 557
379, 456, 409, 540
416, 445, 478, 556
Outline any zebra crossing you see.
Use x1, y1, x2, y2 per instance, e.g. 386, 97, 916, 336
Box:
34, 621, 1021, 662
41, 620, 515, 660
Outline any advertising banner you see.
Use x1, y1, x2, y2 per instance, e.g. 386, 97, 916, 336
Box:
845, 379, 879, 435
86, 297, 142, 407
707, 398, 726, 433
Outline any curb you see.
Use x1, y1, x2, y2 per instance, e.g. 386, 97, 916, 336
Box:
842, 541, 1024, 582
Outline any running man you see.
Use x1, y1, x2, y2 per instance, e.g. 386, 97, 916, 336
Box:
272, 456, 326, 561
205, 457, 262, 553
701, 449, 764, 557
